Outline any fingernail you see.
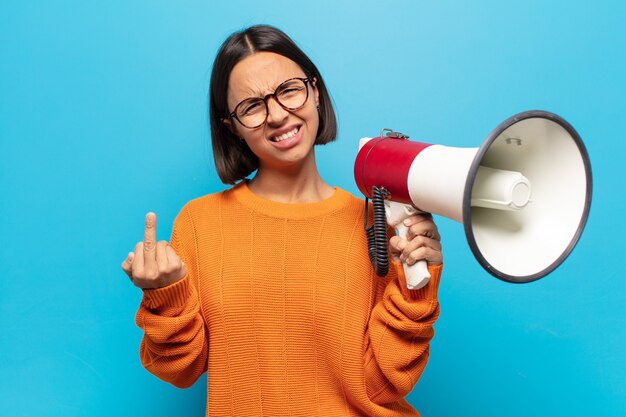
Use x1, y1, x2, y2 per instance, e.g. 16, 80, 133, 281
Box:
403, 219, 411, 226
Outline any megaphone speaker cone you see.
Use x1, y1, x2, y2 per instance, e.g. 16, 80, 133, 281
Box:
464, 111, 592, 283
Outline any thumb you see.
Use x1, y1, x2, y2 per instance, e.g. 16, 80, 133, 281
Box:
121, 252, 135, 278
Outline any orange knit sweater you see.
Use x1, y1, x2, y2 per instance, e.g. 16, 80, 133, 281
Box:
136, 182, 442, 417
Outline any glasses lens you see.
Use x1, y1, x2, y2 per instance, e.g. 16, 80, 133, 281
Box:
233, 78, 309, 128
236, 98, 266, 128
276, 79, 308, 109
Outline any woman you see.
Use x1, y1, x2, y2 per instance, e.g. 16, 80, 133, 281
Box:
122, 25, 443, 417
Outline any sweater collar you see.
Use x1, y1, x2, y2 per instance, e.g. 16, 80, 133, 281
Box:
227, 180, 352, 219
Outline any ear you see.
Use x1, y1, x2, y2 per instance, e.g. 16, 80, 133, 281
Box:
222, 117, 238, 136
312, 77, 320, 106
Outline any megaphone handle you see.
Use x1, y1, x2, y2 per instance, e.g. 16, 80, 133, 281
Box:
395, 223, 431, 290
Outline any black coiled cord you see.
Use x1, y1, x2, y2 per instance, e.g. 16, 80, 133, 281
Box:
364, 186, 389, 277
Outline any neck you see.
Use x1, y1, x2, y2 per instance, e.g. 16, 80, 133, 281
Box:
248, 153, 334, 203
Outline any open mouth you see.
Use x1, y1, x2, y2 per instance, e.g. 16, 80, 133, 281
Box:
270, 126, 300, 142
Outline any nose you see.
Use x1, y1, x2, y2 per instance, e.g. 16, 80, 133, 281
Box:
265, 95, 289, 126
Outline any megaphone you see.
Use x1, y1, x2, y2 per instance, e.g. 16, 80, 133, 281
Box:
354, 110, 592, 288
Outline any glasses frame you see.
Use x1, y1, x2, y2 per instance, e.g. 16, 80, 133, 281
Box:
224, 77, 312, 129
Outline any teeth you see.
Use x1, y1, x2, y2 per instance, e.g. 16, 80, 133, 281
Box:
272, 127, 299, 142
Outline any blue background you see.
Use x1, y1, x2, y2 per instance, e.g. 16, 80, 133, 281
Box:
1, 1, 624, 416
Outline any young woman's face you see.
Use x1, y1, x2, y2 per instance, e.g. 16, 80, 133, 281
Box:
224, 52, 320, 170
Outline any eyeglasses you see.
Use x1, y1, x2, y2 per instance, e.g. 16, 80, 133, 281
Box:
224, 77, 312, 129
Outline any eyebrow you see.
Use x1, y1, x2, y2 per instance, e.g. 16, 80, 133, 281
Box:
235, 76, 304, 100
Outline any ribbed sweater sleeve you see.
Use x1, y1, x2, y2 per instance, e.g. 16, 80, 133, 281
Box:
364, 261, 442, 405
135, 206, 208, 388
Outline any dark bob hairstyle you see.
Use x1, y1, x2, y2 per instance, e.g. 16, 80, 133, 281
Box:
209, 25, 337, 184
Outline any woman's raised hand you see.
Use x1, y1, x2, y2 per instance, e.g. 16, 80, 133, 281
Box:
121, 213, 187, 289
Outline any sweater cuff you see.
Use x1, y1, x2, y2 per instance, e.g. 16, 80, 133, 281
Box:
141, 274, 191, 310
393, 261, 442, 301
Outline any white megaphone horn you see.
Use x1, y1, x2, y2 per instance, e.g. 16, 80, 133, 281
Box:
354, 110, 592, 289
